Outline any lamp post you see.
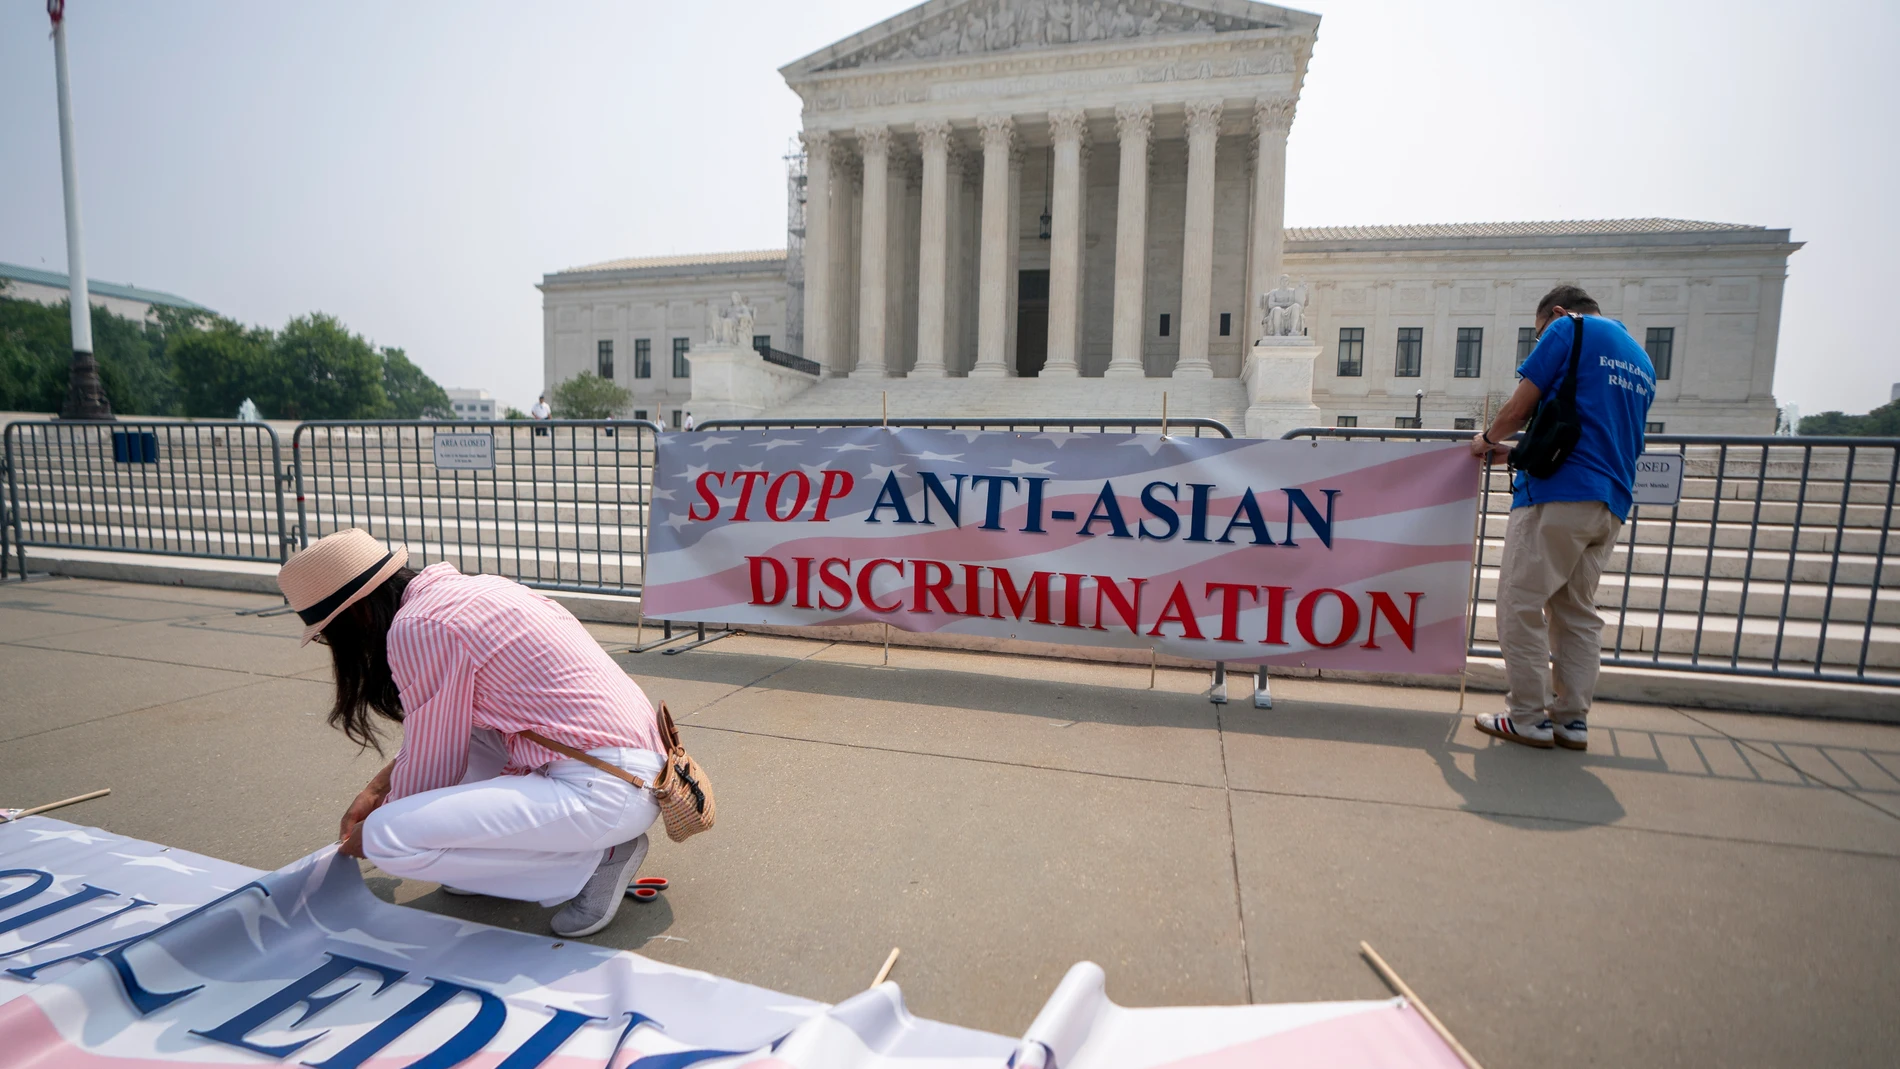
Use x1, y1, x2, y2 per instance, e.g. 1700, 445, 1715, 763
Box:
1413, 389, 1424, 428
49, 0, 112, 421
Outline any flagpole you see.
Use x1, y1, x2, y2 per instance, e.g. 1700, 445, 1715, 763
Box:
49, 0, 113, 420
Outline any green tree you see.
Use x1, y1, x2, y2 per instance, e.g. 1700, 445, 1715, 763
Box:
168, 317, 275, 418
550, 372, 631, 419
380, 346, 453, 418
0, 296, 179, 416
1799, 400, 1900, 437
265, 313, 391, 420
503, 406, 529, 420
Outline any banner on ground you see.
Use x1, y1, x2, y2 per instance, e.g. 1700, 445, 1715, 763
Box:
0, 818, 1466, 1067
643, 429, 1481, 674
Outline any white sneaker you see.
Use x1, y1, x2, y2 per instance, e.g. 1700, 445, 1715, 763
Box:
550, 834, 649, 938
1474, 713, 1555, 749
1552, 718, 1588, 751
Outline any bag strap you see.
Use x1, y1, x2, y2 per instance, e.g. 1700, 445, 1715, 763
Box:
656, 701, 682, 753
518, 729, 649, 790
1557, 313, 1585, 404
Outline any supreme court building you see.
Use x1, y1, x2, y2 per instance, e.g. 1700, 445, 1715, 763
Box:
541, 0, 1801, 433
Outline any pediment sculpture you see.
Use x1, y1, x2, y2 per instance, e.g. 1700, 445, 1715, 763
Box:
819, 0, 1280, 71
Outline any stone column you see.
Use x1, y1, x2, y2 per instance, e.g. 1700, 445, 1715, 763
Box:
1246, 96, 1295, 349
971, 115, 1014, 379
913, 120, 952, 378
853, 125, 891, 378
1175, 98, 1223, 379
943, 146, 968, 375
1043, 107, 1087, 377
1107, 104, 1152, 378
1006, 143, 1024, 375
801, 129, 836, 374
836, 143, 859, 375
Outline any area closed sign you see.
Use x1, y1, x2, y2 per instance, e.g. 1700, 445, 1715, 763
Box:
1631, 451, 1684, 506
432, 432, 494, 471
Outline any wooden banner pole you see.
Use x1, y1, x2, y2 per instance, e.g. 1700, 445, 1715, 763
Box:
1360, 941, 1484, 1069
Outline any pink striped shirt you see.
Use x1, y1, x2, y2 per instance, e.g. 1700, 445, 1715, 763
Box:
384, 563, 665, 800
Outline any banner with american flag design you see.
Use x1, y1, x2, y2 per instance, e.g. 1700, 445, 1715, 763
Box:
642, 429, 1481, 674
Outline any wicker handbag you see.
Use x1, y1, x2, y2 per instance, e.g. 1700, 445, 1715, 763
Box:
651, 702, 716, 842
518, 700, 715, 844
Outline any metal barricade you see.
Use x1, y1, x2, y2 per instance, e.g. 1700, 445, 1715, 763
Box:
695, 415, 1234, 437
3, 420, 288, 579
290, 420, 657, 597
1281, 427, 1900, 687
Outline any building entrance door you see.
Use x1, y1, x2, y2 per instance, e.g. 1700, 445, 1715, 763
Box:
1015, 269, 1049, 377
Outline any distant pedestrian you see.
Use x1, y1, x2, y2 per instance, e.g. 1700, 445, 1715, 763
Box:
1469, 285, 1655, 751
531, 394, 550, 437
682, 411, 696, 432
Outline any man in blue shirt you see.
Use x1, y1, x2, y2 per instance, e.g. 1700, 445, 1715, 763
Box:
1469, 285, 1655, 751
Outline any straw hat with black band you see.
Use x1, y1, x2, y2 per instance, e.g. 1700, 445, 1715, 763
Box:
278, 530, 410, 645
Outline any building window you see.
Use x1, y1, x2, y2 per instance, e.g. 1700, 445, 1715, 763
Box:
597, 339, 614, 380
633, 409, 648, 421
753, 334, 771, 353
1455, 418, 1476, 431
672, 338, 690, 378
1395, 416, 1422, 429
671, 409, 683, 429
633, 339, 651, 379
1336, 327, 1364, 377
1395, 327, 1422, 377
1646, 421, 1665, 434
1158, 313, 1171, 337
1646, 327, 1674, 380
1454, 327, 1482, 378
1518, 326, 1536, 361
1335, 415, 1358, 428
1218, 312, 1231, 337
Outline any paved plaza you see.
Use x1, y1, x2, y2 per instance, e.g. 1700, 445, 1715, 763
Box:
3, 576, 1897, 1068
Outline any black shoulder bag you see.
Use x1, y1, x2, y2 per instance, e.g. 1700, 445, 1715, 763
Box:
1509, 313, 1585, 479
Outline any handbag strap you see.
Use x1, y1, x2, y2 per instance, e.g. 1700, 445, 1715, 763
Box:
1556, 313, 1585, 404
518, 729, 649, 790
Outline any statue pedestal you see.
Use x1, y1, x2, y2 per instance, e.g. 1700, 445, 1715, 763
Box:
685, 341, 818, 422
1241, 335, 1322, 439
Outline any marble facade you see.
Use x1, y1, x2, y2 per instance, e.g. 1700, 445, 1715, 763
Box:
539, 0, 1801, 434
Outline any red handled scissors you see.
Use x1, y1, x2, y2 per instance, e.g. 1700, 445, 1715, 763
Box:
627, 876, 668, 902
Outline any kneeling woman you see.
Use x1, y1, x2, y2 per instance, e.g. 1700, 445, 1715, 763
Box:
279, 529, 664, 937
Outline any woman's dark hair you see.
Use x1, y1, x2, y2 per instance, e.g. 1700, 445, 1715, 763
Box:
322, 566, 417, 752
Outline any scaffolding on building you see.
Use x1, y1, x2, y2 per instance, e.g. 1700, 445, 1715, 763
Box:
783, 137, 807, 357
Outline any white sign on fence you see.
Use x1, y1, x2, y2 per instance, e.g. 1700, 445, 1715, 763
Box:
431, 432, 494, 471
1632, 451, 1684, 507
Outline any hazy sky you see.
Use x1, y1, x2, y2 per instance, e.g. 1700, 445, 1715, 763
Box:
3, 1, 1894, 416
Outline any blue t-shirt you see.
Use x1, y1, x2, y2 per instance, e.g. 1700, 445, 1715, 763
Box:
1511, 314, 1655, 520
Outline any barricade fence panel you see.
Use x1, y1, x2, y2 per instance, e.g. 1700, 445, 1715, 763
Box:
4, 420, 287, 578
694, 416, 1235, 437
292, 420, 657, 597
1280, 428, 1900, 687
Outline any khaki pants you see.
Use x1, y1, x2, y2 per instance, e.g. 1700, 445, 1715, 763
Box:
1497, 500, 1622, 722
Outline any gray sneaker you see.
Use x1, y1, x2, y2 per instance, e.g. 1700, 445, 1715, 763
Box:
550, 834, 649, 938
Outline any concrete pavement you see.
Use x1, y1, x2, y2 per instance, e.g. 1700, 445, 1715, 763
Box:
2, 576, 1897, 1067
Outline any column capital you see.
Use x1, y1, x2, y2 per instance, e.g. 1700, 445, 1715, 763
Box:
1114, 103, 1153, 142
800, 128, 836, 153
1254, 94, 1297, 136
978, 113, 1015, 152
915, 119, 953, 154
855, 124, 891, 157
1184, 98, 1224, 140
1048, 107, 1088, 144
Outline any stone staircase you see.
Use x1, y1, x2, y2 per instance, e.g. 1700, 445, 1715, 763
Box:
755, 375, 1250, 432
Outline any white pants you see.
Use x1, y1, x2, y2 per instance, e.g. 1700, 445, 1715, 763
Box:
362, 729, 663, 906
